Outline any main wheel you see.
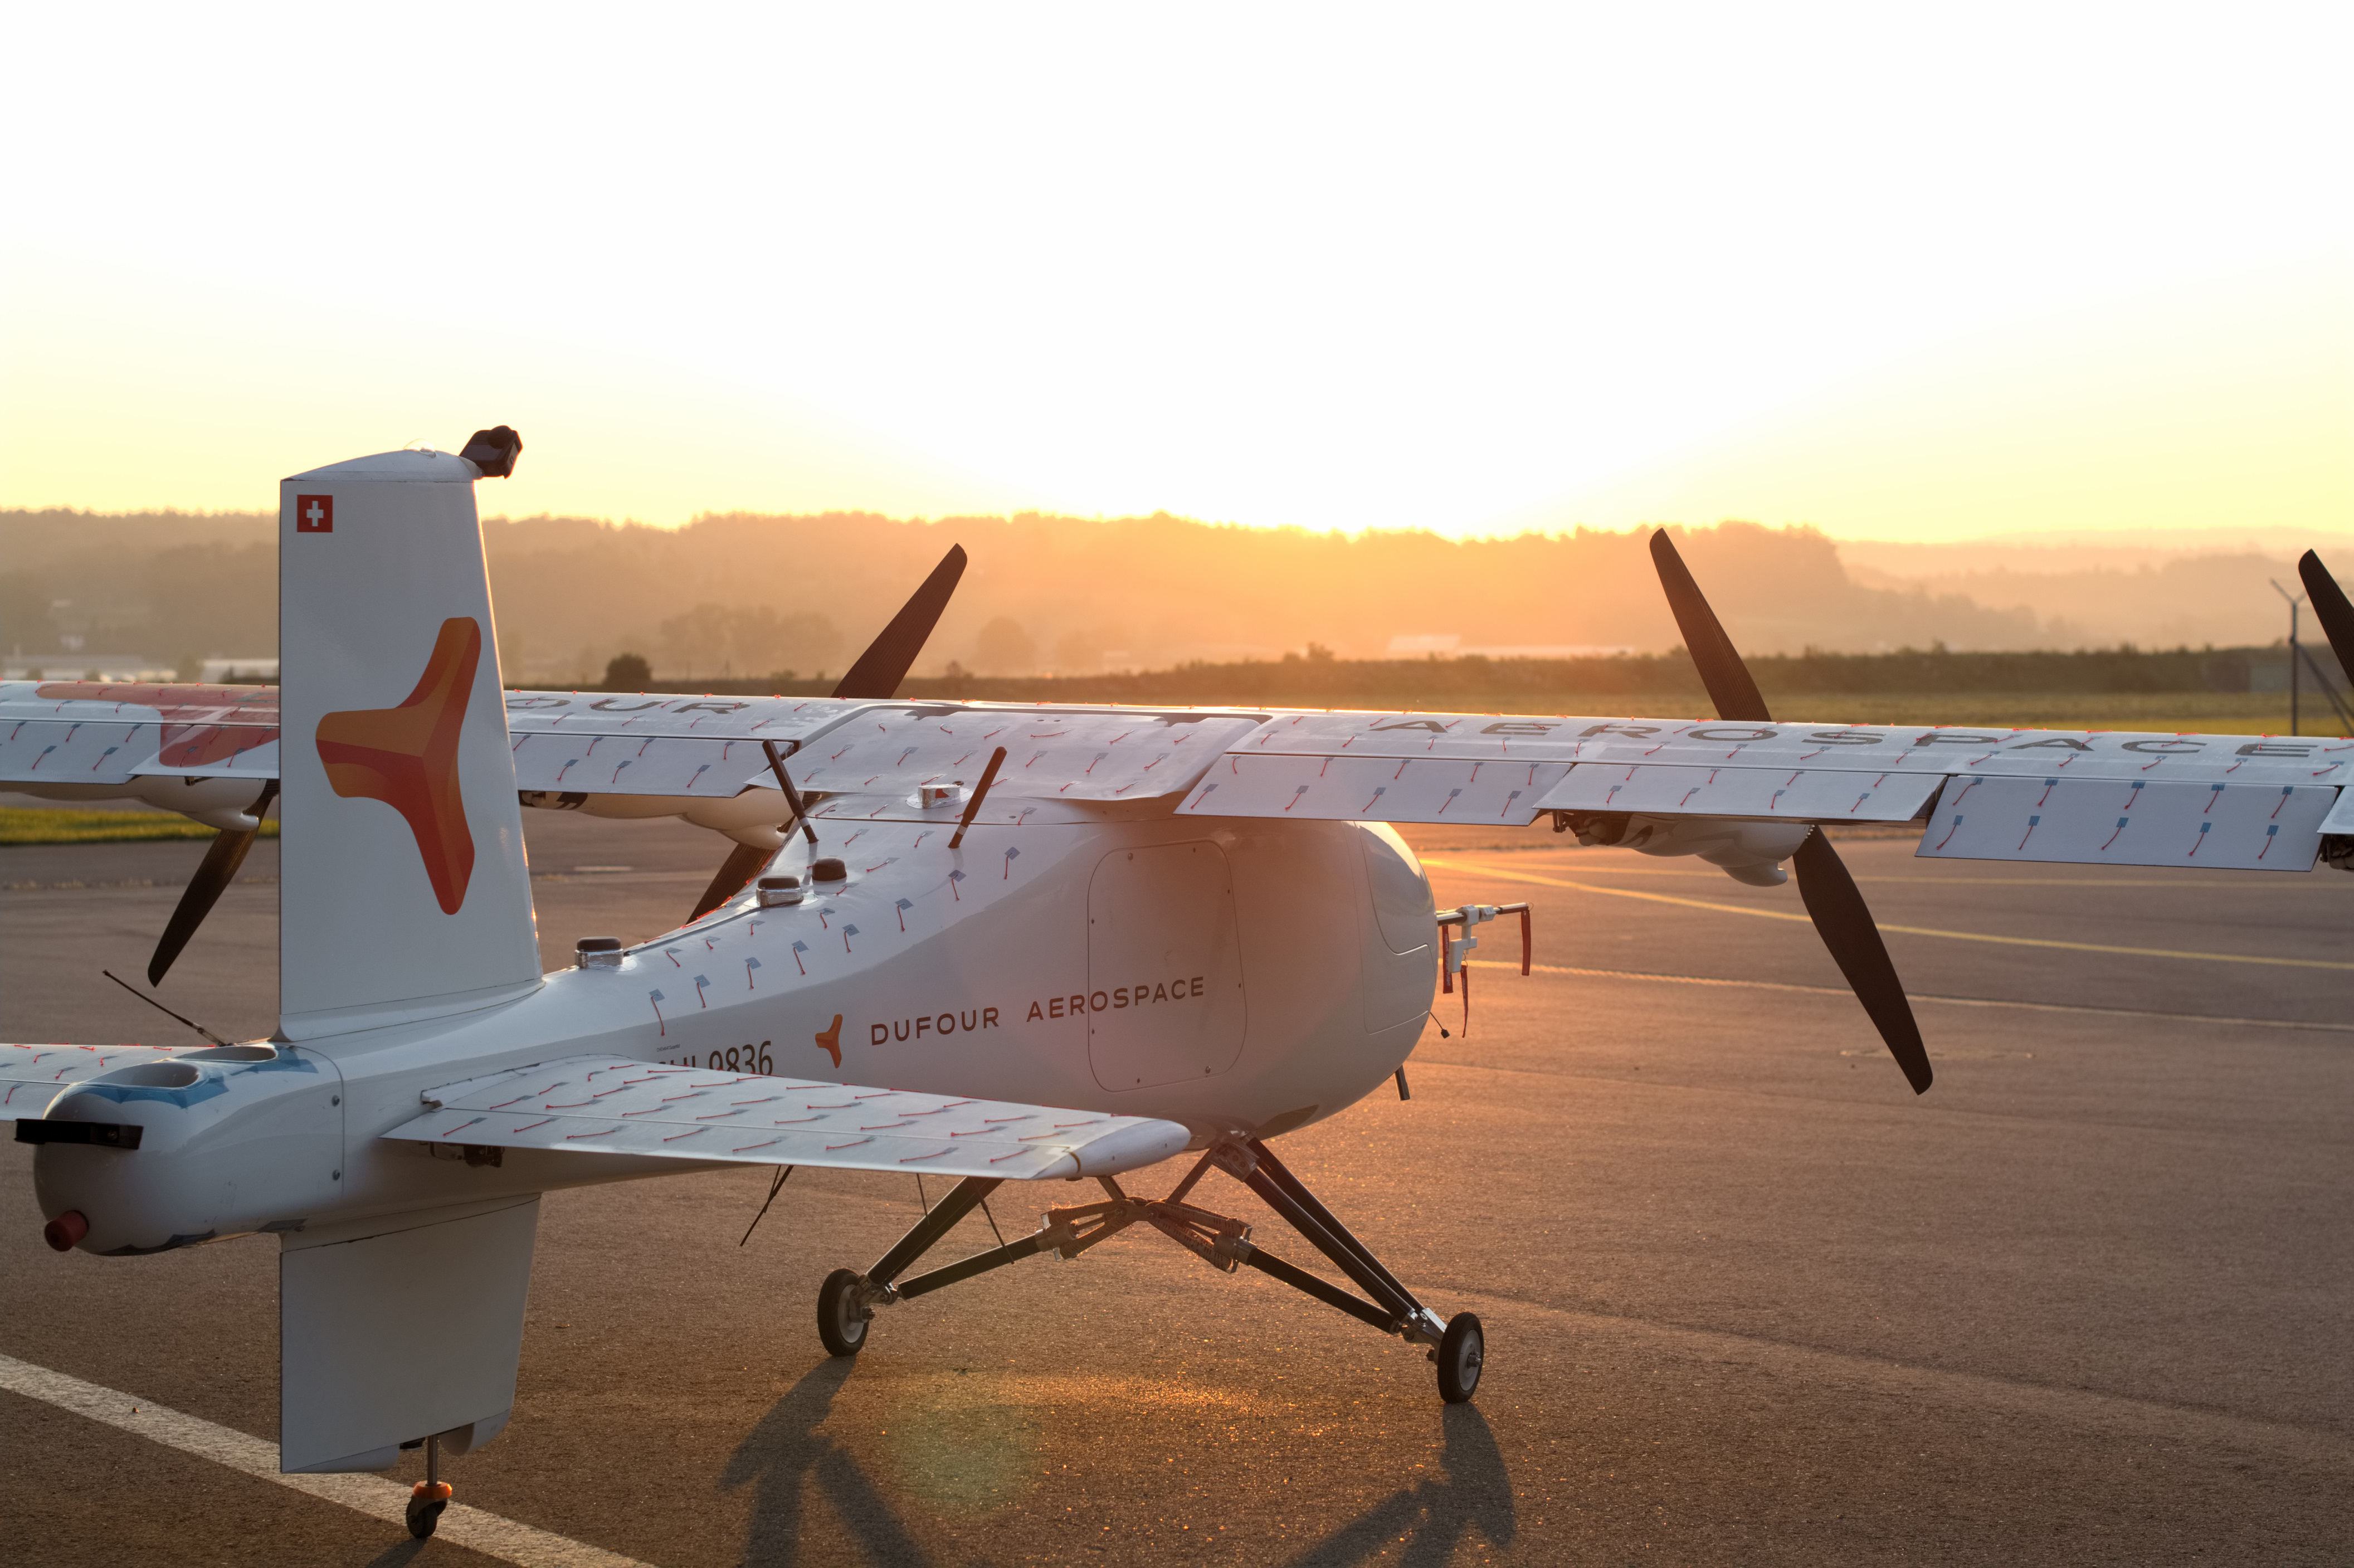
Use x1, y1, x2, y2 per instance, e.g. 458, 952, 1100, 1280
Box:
817, 1268, 873, 1356
1434, 1312, 1484, 1403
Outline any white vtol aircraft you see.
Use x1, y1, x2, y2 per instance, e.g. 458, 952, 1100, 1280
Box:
12, 431, 2354, 1542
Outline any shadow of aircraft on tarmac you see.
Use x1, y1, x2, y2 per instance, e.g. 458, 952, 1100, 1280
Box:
719, 1359, 1512, 1567
1280, 1404, 1517, 1568
723, 1358, 939, 1567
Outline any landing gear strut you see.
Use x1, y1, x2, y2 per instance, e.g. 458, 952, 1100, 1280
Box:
406, 1433, 452, 1539
813, 1137, 1483, 1404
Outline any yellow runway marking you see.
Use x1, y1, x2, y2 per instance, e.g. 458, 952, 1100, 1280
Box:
1436, 852, 2316, 889
1422, 857, 2354, 973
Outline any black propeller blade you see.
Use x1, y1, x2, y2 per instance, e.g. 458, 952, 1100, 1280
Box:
689, 841, 777, 924
148, 780, 277, 986
684, 545, 968, 918
830, 545, 968, 700
1648, 530, 1932, 1094
1791, 833, 1933, 1094
2297, 551, 2354, 692
1648, 530, 1772, 723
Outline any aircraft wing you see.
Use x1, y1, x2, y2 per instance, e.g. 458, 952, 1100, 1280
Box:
504, 693, 852, 796
1, 1044, 212, 1111
509, 696, 1265, 802
2, 684, 1261, 805
13, 676, 2348, 872
1176, 709, 2352, 872
384, 1055, 1193, 1179
786, 705, 1262, 801
0, 681, 280, 784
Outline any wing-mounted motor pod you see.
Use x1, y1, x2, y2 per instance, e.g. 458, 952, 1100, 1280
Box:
1561, 812, 1811, 887
0, 680, 284, 981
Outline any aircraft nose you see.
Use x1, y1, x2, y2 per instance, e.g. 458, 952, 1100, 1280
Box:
42, 1210, 89, 1252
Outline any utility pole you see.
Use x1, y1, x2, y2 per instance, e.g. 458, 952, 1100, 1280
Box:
2271, 579, 2305, 736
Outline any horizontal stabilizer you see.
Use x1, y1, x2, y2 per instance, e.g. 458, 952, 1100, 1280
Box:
387, 1056, 1192, 1180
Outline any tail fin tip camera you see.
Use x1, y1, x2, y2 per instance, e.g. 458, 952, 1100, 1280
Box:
459, 426, 523, 479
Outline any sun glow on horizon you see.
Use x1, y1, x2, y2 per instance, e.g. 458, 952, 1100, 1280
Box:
2, 6, 2346, 545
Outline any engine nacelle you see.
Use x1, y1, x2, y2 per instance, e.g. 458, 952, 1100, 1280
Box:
11, 774, 274, 832
1561, 811, 1812, 887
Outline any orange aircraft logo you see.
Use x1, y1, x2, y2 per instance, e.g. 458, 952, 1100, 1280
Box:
314, 617, 480, 914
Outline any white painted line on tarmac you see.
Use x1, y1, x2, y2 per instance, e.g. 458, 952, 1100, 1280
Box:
0, 1353, 650, 1568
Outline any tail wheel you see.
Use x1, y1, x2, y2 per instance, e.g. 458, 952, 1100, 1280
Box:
817, 1268, 873, 1357
406, 1482, 451, 1540
1435, 1312, 1484, 1403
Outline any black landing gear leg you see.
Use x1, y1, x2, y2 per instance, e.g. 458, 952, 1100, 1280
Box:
819, 1175, 1020, 1355
406, 1434, 451, 1539
1209, 1139, 1484, 1403
809, 1148, 1484, 1404
816, 1172, 1162, 1355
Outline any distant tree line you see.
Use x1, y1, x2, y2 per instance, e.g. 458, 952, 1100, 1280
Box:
664, 643, 2347, 704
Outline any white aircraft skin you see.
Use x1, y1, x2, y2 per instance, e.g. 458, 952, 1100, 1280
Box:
35, 809, 1430, 1258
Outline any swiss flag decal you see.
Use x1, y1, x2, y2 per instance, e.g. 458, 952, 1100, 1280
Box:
295, 494, 334, 533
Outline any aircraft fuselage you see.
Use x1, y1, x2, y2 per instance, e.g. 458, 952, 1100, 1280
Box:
36, 812, 1437, 1254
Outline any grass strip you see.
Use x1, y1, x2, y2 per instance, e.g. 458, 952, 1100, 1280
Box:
0, 808, 276, 846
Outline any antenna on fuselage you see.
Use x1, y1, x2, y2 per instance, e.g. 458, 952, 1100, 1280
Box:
101, 969, 233, 1047
948, 747, 1009, 850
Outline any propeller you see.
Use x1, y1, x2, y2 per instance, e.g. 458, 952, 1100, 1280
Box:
2297, 551, 2354, 689
1648, 530, 1933, 1094
686, 545, 969, 918
829, 545, 968, 700
148, 780, 277, 986
689, 842, 777, 924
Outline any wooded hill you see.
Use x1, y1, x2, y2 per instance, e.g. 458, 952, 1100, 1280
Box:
0, 506, 2326, 687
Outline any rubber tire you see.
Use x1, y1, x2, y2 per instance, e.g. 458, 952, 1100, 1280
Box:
817, 1268, 872, 1357
1435, 1312, 1484, 1403
406, 1494, 446, 1540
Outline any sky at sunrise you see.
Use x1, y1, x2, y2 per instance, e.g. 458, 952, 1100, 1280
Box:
2, 4, 2346, 541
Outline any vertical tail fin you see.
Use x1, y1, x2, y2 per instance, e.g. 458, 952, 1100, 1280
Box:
278, 449, 539, 1039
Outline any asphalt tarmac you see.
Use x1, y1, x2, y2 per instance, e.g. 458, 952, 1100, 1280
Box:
4, 808, 2351, 1565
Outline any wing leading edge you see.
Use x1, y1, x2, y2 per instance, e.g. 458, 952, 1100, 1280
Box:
386, 1056, 1192, 1180
1173, 711, 2352, 871
12, 678, 2350, 873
